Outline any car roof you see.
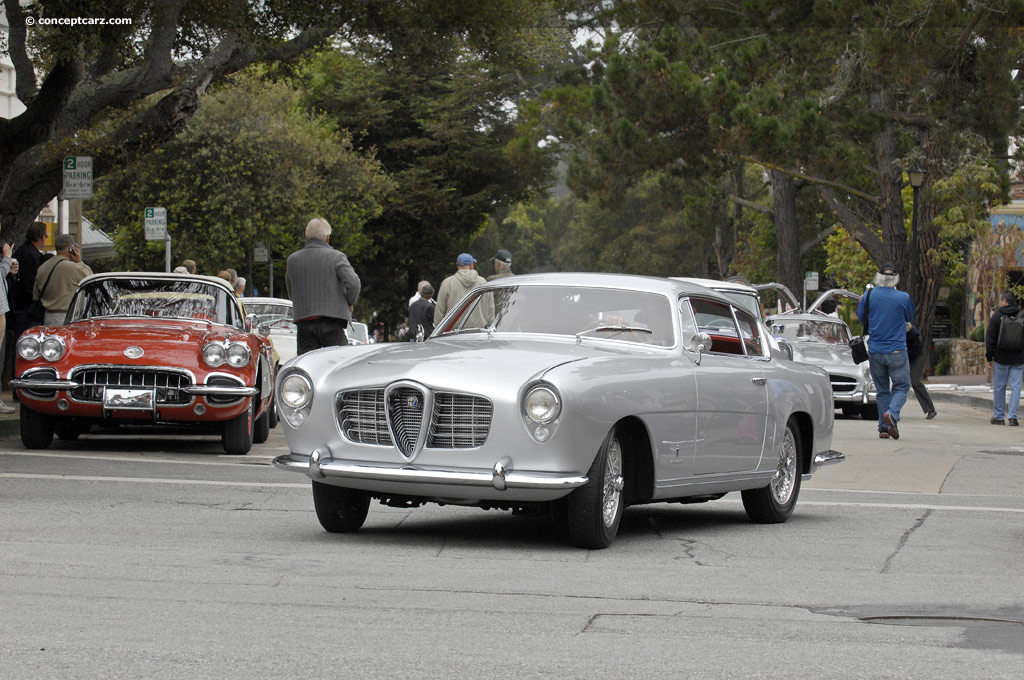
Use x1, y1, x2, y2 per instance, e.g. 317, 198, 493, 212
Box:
78, 271, 237, 295
482, 272, 732, 300
670, 276, 758, 294
766, 311, 849, 324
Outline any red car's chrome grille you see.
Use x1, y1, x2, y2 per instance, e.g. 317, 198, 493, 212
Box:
71, 367, 192, 404
337, 388, 491, 449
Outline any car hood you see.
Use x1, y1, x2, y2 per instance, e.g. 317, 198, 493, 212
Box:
790, 341, 855, 369
45, 318, 244, 364
295, 335, 650, 392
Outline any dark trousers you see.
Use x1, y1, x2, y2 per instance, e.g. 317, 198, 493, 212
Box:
296, 317, 348, 355
909, 353, 935, 414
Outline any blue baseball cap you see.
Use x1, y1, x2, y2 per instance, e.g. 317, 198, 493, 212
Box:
456, 253, 476, 266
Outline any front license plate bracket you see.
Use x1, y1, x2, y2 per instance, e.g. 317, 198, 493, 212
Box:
103, 387, 156, 412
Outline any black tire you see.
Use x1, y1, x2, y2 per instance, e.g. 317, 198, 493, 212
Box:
20, 405, 54, 449
566, 425, 626, 549
221, 399, 254, 455
54, 418, 88, 441
840, 404, 859, 417
742, 420, 802, 523
268, 400, 278, 429
253, 407, 270, 444
860, 403, 879, 420
312, 481, 371, 533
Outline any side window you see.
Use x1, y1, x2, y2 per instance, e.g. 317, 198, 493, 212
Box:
678, 297, 698, 350
735, 309, 766, 357
690, 297, 745, 355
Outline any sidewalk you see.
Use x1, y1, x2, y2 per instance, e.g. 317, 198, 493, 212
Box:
0, 390, 19, 437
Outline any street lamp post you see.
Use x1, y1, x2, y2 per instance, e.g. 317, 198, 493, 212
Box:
908, 161, 926, 296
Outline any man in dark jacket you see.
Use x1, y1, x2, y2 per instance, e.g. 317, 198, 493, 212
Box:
285, 217, 361, 355
408, 284, 435, 340
985, 290, 1024, 425
8, 221, 48, 339
906, 325, 936, 420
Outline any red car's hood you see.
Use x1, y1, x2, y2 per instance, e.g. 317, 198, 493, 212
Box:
36, 318, 243, 365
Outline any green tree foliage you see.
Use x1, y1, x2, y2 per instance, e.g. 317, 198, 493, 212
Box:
298, 39, 558, 325
89, 71, 391, 293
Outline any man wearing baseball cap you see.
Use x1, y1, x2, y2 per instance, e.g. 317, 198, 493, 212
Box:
434, 253, 489, 328
856, 263, 915, 440
487, 249, 516, 281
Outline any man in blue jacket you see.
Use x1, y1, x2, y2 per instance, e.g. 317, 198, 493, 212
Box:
857, 263, 915, 440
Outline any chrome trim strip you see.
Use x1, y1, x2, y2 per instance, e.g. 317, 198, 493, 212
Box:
272, 453, 588, 491
184, 385, 258, 396
10, 378, 79, 390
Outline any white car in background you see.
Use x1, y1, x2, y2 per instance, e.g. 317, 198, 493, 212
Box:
245, 297, 370, 367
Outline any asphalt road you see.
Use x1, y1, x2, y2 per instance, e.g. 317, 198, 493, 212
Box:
1, 401, 1022, 679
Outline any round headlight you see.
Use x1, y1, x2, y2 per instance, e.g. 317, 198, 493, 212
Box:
18, 336, 41, 360
203, 342, 227, 367
525, 385, 561, 423
226, 342, 250, 367
40, 337, 65, 361
280, 373, 313, 409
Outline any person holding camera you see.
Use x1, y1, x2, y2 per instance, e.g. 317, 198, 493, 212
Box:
33, 234, 92, 326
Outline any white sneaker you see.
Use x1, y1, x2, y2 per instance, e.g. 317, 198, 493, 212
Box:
0, 399, 16, 414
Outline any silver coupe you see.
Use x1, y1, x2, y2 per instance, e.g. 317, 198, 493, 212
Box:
273, 274, 844, 548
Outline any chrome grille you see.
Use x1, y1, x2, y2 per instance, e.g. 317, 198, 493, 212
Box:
338, 389, 392, 445
829, 374, 856, 393
387, 386, 425, 457
71, 367, 192, 404
428, 393, 492, 448
338, 386, 492, 451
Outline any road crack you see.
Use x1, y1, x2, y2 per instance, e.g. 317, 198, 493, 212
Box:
881, 509, 931, 574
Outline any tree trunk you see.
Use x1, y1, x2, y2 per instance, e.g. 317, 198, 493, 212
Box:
912, 128, 944, 369
769, 168, 802, 298
871, 88, 909, 273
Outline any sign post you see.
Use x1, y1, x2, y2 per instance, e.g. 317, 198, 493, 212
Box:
62, 156, 93, 200
254, 241, 271, 296
803, 271, 819, 311
144, 207, 170, 272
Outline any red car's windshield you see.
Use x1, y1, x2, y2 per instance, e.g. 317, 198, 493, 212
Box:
68, 278, 240, 327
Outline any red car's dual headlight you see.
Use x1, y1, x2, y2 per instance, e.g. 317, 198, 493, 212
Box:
17, 334, 66, 362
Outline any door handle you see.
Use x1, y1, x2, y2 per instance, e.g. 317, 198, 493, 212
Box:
751, 377, 767, 385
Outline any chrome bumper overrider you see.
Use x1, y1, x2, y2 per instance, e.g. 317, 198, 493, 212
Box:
273, 450, 589, 492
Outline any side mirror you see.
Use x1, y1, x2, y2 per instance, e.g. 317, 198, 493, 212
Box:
691, 332, 712, 364
245, 313, 258, 332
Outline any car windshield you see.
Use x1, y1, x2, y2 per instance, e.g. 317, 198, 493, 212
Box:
438, 285, 675, 347
68, 278, 239, 326
717, 289, 762, 320
771, 318, 851, 344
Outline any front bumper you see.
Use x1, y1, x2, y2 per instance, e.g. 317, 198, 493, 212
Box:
273, 449, 589, 492
831, 382, 876, 404
10, 377, 258, 398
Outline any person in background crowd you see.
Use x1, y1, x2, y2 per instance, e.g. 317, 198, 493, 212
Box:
985, 290, 1024, 426
181, 259, 197, 275
409, 280, 430, 307
286, 217, 360, 354
0, 242, 17, 413
172, 266, 189, 274
857, 263, 914, 440
487, 249, 515, 281
409, 283, 436, 340
906, 324, 937, 420
216, 270, 232, 282
9, 221, 48, 339
234, 276, 246, 298
435, 253, 482, 324
226, 268, 237, 288
34, 234, 93, 327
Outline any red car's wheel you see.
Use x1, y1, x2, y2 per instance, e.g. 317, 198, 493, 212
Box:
222, 399, 254, 455
20, 405, 54, 450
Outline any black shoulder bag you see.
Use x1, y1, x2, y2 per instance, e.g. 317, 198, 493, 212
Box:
29, 259, 65, 323
849, 289, 871, 364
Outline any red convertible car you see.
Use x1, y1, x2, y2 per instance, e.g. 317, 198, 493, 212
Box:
10, 272, 277, 454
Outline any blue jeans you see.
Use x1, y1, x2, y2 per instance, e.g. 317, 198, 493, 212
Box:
992, 363, 1023, 420
869, 350, 911, 430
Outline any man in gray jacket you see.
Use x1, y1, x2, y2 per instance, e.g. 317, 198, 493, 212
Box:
286, 217, 361, 354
